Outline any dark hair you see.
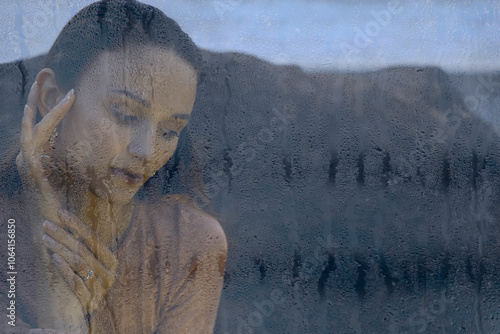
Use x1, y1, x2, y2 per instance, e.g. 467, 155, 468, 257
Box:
0, 0, 211, 207
44, 0, 202, 92
45, 0, 210, 206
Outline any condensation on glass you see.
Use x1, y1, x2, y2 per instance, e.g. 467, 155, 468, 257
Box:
0, 1, 499, 333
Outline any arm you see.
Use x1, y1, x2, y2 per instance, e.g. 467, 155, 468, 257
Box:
156, 210, 227, 334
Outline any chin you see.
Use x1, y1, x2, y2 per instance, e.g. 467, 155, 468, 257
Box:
90, 178, 139, 205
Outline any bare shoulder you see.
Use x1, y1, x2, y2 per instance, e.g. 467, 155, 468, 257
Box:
156, 194, 227, 254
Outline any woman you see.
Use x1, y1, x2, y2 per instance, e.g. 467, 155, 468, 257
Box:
1, 0, 227, 333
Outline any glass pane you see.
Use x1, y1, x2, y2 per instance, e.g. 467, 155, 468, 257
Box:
0, 0, 498, 333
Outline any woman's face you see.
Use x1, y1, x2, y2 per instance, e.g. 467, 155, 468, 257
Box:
57, 45, 198, 204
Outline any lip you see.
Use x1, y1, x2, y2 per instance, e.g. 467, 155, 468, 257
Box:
111, 167, 144, 185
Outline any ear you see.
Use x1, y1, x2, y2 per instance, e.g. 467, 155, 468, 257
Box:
35, 68, 66, 117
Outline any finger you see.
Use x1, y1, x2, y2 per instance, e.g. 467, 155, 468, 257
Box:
46, 233, 111, 299
51, 252, 91, 307
21, 106, 52, 197
52, 253, 107, 316
20, 104, 62, 222
51, 243, 107, 315
58, 209, 118, 272
32, 89, 74, 149
21, 105, 35, 164
43, 233, 88, 277
43, 224, 115, 286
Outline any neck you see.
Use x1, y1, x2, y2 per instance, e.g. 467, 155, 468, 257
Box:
44, 153, 136, 249
65, 182, 135, 250
81, 192, 134, 249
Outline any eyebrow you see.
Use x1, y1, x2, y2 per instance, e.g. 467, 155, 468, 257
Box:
110, 89, 151, 108
110, 89, 191, 120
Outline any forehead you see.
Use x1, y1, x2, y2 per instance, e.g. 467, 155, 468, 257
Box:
80, 46, 198, 114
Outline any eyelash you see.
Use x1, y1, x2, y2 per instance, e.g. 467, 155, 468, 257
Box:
109, 103, 139, 124
108, 102, 180, 140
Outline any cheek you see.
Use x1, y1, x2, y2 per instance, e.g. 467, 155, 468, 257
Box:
93, 117, 115, 144
66, 138, 93, 176
66, 118, 122, 168
90, 117, 127, 154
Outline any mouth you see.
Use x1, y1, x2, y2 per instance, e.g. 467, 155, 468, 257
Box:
111, 167, 144, 185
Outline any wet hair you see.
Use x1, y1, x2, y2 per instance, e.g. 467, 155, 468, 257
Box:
44, 0, 209, 206
44, 0, 202, 92
1, 0, 210, 206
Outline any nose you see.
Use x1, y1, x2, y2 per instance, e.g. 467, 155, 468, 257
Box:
127, 122, 156, 163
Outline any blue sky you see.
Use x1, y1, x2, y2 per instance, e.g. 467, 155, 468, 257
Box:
0, 0, 498, 72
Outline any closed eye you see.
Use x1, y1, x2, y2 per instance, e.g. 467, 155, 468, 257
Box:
108, 103, 139, 124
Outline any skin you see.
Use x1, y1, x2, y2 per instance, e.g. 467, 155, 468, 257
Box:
16, 45, 199, 332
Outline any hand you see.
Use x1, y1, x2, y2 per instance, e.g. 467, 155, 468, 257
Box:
15, 81, 75, 223
42, 209, 118, 317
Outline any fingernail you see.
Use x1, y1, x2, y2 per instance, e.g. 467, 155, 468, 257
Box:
24, 105, 28, 116
65, 89, 74, 101
31, 81, 37, 90
42, 234, 53, 246
61, 91, 71, 104
57, 209, 71, 221
43, 220, 57, 233
52, 253, 62, 265
57, 208, 67, 218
